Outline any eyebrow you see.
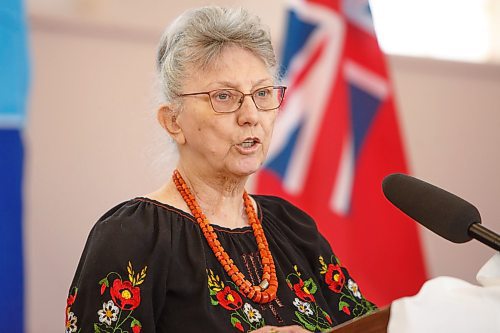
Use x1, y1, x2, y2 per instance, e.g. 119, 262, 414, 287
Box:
208, 78, 274, 90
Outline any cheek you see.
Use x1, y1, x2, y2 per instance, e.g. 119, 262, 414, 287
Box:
190, 119, 234, 151
260, 120, 276, 157
185, 115, 218, 137
263, 113, 277, 137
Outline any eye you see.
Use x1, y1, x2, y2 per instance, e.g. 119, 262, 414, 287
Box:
212, 90, 234, 102
254, 87, 272, 98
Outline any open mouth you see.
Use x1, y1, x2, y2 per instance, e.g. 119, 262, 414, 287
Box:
238, 137, 261, 148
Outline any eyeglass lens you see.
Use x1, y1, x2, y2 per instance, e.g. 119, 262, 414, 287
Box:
209, 87, 284, 113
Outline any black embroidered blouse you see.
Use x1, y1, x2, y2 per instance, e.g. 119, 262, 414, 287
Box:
65, 195, 376, 333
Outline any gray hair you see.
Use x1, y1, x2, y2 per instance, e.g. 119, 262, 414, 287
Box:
156, 6, 277, 104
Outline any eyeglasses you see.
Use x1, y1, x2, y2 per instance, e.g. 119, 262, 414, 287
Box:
178, 86, 287, 113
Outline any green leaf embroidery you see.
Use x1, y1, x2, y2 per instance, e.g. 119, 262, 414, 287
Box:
338, 301, 349, 311
130, 318, 142, 328
304, 278, 317, 294
295, 311, 316, 331
230, 316, 240, 327
93, 323, 102, 333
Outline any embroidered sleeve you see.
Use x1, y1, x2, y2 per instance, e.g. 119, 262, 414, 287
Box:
65, 214, 170, 333
264, 196, 377, 326
66, 261, 149, 333
318, 252, 377, 322
285, 265, 334, 331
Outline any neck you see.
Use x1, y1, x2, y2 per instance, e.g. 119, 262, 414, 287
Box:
174, 164, 250, 228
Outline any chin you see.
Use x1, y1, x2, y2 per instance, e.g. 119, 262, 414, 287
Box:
225, 154, 266, 178
231, 167, 259, 178
230, 162, 262, 178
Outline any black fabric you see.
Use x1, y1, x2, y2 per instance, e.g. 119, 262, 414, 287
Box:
66, 195, 376, 332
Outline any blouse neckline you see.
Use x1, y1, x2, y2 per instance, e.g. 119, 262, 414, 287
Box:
133, 196, 264, 233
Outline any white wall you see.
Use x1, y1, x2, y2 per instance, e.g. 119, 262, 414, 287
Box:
25, 1, 500, 331
389, 55, 500, 280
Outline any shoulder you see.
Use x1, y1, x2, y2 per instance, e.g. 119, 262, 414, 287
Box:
84, 197, 196, 255
253, 194, 315, 221
94, 197, 193, 231
253, 194, 309, 214
252, 194, 320, 239
71, 197, 192, 288
68, 198, 181, 328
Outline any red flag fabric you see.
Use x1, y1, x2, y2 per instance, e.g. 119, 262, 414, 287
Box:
256, 0, 427, 306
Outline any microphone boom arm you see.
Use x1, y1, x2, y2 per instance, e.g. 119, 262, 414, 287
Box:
469, 223, 500, 251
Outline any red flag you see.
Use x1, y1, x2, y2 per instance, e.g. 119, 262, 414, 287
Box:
256, 0, 427, 305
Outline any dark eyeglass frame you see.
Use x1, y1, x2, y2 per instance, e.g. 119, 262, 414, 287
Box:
177, 85, 287, 113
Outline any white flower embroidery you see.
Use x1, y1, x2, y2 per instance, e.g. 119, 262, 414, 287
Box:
65, 311, 78, 333
348, 279, 361, 299
98, 300, 119, 326
293, 298, 313, 316
243, 303, 262, 323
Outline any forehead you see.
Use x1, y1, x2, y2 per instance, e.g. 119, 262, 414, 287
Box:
184, 46, 273, 91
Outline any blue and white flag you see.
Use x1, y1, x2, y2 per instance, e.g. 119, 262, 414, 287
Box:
0, 0, 30, 331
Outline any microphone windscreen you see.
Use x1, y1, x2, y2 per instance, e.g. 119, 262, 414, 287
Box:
382, 173, 481, 243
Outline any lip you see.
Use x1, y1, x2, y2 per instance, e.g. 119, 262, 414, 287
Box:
234, 137, 261, 154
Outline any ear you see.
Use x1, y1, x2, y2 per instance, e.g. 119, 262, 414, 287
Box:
157, 105, 186, 145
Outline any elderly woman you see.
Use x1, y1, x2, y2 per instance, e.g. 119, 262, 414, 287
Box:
65, 6, 375, 333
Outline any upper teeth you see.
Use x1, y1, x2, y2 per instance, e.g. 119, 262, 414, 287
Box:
241, 140, 255, 148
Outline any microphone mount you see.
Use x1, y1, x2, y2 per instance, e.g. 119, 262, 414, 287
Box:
469, 223, 500, 251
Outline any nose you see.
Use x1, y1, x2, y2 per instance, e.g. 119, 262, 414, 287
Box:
236, 94, 259, 126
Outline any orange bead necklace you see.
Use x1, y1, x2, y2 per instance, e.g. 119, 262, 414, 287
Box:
172, 169, 278, 304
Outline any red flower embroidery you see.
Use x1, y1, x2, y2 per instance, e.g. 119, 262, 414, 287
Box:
100, 282, 107, 295
130, 316, 142, 332
66, 290, 77, 307
325, 264, 345, 293
216, 286, 243, 310
342, 305, 351, 315
293, 279, 315, 302
110, 279, 141, 310
234, 321, 244, 332
325, 313, 332, 324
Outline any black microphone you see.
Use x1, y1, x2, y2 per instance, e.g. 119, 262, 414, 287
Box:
382, 173, 500, 251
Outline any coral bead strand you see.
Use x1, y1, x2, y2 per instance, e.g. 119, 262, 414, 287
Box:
172, 169, 278, 304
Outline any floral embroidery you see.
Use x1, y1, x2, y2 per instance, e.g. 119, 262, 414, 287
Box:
94, 261, 147, 333
324, 263, 345, 293
348, 280, 362, 299
243, 303, 262, 323
97, 300, 119, 325
65, 287, 80, 333
286, 265, 333, 331
292, 278, 315, 303
66, 311, 78, 333
207, 269, 265, 332
109, 279, 141, 311
217, 286, 243, 310
293, 298, 313, 316
319, 255, 376, 317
